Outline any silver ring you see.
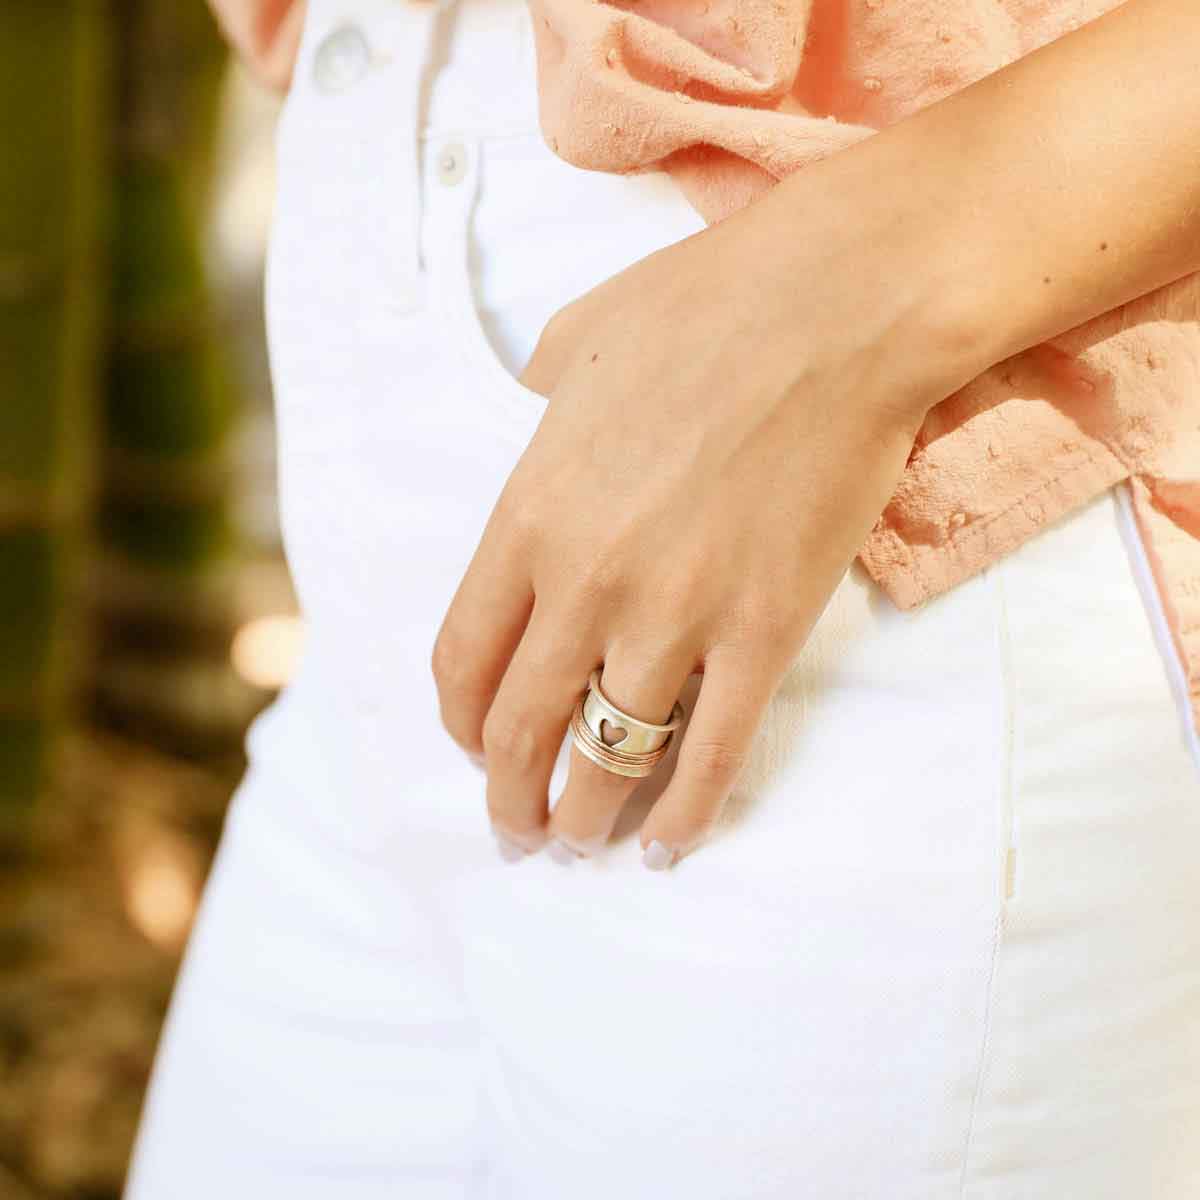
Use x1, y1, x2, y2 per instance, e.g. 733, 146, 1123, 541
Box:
583, 667, 684, 753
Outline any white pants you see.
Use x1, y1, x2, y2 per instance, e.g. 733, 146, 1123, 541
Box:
125, 0, 1200, 1195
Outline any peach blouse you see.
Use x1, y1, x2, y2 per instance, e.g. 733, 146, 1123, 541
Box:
211, 0, 1200, 733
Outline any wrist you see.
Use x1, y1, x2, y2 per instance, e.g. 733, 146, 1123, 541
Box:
738, 131, 1007, 423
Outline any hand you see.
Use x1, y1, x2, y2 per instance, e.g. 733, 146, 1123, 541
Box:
431, 178, 976, 869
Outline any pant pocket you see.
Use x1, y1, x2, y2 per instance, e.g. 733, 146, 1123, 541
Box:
426, 128, 710, 450
422, 130, 550, 451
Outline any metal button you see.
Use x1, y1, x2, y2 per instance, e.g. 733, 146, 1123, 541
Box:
313, 25, 371, 94
436, 141, 468, 186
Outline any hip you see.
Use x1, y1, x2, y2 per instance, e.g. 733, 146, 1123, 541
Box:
138, 0, 1200, 1189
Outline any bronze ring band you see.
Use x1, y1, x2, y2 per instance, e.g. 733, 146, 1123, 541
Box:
569, 698, 674, 779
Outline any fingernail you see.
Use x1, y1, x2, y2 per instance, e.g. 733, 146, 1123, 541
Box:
556, 832, 605, 859
642, 840, 675, 871
494, 831, 527, 863
546, 838, 577, 866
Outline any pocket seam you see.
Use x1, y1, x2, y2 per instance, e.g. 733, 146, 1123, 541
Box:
438, 133, 549, 447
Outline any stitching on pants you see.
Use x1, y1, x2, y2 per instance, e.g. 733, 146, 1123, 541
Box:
426, 132, 527, 436
1113, 482, 1200, 778
957, 564, 1016, 1198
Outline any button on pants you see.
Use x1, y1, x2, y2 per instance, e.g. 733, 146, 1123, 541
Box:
125, 1, 1200, 1196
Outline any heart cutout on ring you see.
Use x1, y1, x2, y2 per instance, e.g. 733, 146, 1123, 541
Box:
599, 718, 629, 747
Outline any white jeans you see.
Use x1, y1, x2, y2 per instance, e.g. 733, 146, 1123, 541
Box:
125, 0, 1200, 1195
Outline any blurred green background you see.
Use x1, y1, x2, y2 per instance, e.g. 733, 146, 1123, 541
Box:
1, 2, 297, 1194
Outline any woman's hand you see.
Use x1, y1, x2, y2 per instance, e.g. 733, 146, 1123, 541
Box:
432, 0, 1200, 872
431, 176, 980, 869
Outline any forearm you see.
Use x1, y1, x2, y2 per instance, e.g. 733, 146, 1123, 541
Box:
750, 0, 1200, 405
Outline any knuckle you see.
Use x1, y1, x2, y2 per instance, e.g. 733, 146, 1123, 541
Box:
686, 738, 747, 787
727, 591, 798, 650
609, 629, 696, 683
430, 625, 484, 697
495, 484, 544, 550
573, 545, 628, 605
538, 298, 582, 348
481, 710, 545, 774
656, 556, 710, 618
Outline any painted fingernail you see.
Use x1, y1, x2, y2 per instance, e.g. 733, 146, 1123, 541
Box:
546, 838, 578, 866
494, 831, 527, 863
642, 840, 675, 871
556, 833, 605, 859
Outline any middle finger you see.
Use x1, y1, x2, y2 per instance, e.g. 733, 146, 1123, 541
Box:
546, 634, 696, 860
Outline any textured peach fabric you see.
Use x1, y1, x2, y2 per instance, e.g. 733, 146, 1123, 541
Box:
210, 0, 1200, 732
208, 0, 306, 91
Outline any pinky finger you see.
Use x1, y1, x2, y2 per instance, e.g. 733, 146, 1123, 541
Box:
639, 645, 781, 870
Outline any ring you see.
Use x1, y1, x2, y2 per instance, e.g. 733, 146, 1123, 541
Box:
568, 667, 686, 779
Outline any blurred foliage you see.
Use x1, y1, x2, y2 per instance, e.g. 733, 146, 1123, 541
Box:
0, 3, 276, 1195
0, 0, 259, 808
95, 0, 254, 756
0, 0, 109, 810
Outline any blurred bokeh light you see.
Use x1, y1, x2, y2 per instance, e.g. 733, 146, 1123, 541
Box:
230, 613, 305, 690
